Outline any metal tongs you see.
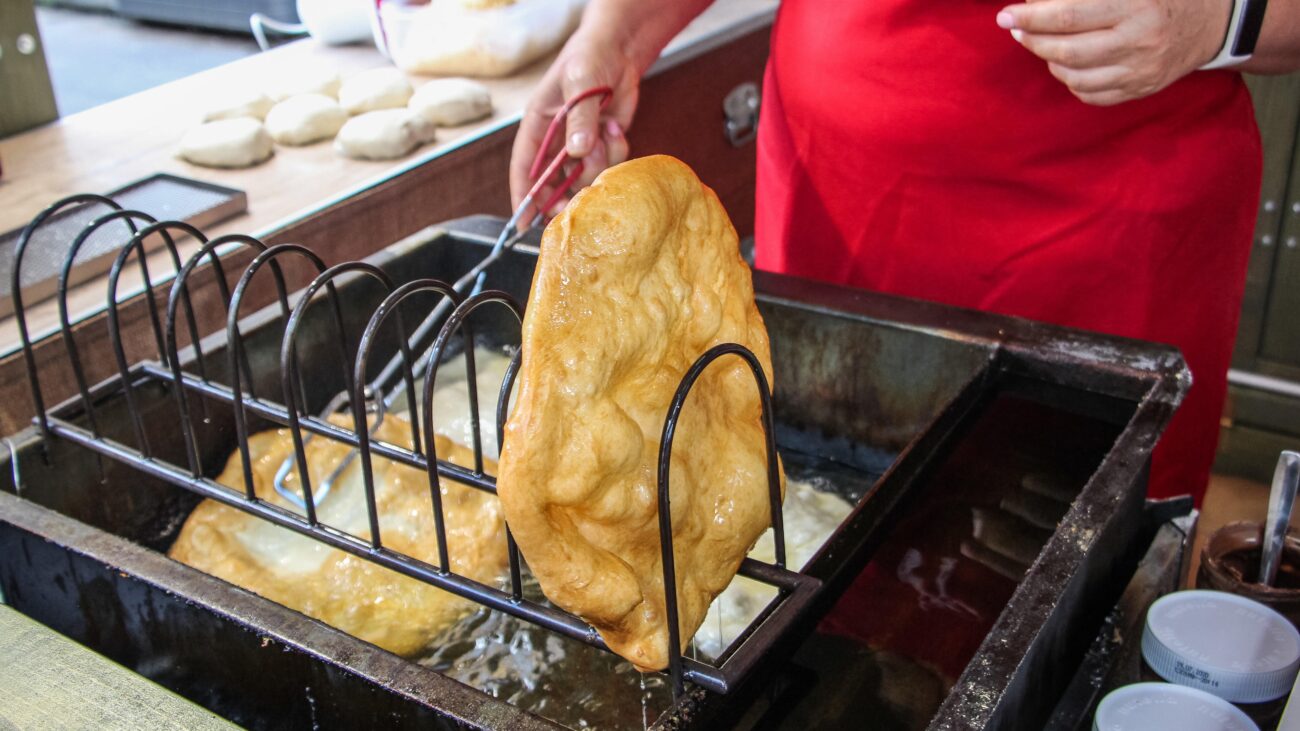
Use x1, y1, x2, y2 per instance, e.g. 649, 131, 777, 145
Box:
274, 86, 615, 508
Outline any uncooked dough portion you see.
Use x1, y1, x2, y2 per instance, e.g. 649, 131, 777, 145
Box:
497, 155, 783, 672
334, 109, 435, 160
408, 78, 492, 127
178, 118, 274, 169
200, 88, 275, 122
339, 67, 414, 114
265, 68, 341, 102
265, 94, 348, 146
169, 414, 508, 656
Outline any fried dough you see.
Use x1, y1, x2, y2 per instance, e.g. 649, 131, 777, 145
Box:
169, 414, 506, 656
497, 155, 783, 671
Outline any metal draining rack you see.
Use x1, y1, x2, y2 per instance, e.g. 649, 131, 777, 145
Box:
9, 192, 822, 704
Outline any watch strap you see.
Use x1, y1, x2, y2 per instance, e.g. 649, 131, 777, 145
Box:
1201, 0, 1267, 69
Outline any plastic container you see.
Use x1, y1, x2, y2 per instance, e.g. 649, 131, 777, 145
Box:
1197, 521, 1300, 629
1142, 590, 1300, 703
371, 0, 586, 77
1094, 683, 1259, 731
1141, 589, 1300, 728
297, 0, 373, 45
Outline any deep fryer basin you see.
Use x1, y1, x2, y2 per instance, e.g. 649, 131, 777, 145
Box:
0, 216, 1187, 729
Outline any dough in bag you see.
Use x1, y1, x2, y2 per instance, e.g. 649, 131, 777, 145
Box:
178, 118, 274, 168
387, 0, 585, 78
169, 415, 508, 656
497, 155, 783, 672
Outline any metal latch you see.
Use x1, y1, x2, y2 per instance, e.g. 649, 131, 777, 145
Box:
724, 82, 761, 147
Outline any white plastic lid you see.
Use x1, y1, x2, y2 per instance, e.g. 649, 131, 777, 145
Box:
1142, 589, 1300, 703
1093, 683, 1259, 731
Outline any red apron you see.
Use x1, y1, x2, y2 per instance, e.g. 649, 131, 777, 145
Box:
757, 0, 1262, 680
755, 0, 1262, 504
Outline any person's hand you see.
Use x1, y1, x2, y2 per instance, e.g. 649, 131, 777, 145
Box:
996, 0, 1233, 106
509, 30, 639, 217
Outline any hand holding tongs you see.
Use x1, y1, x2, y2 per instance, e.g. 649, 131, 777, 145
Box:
273, 87, 615, 509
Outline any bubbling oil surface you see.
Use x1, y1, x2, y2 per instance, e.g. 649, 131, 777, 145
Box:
406, 348, 860, 729
416, 356, 1124, 729
416, 470, 855, 730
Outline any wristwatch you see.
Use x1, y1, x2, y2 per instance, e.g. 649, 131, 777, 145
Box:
1201, 0, 1269, 69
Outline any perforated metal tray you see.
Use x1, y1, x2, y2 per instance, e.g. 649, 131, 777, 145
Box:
0, 173, 246, 318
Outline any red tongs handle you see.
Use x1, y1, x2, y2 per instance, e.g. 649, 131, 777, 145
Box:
521, 86, 614, 218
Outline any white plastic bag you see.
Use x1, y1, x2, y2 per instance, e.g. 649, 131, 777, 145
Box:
374, 0, 587, 78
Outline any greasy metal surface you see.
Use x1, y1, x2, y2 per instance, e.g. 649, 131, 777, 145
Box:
1044, 507, 1195, 731
927, 383, 1185, 728
0, 216, 1189, 730
764, 306, 990, 454
750, 263, 1190, 731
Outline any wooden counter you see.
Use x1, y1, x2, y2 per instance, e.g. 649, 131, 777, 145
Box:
0, 0, 776, 434
0, 605, 239, 731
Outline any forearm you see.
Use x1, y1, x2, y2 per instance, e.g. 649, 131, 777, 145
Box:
579, 0, 716, 74
1240, 0, 1300, 73
508, 0, 712, 207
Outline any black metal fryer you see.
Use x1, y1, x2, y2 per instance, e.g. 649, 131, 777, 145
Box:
0, 208, 1187, 730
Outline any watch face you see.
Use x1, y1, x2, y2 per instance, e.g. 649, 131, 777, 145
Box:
1236, 0, 1268, 55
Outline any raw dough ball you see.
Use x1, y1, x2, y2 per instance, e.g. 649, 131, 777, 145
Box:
334, 109, 436, 160
179, 118, 274, 168
265, 68, 341, 102
338, 67, 414, 115
265, 94, 348, 146
201, 88, 275, 122
408, 78, 492, 127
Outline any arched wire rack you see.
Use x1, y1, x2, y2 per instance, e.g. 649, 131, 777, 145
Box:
10, 196, 821, 703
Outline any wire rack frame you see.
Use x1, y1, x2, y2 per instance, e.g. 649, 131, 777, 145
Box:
12, 196, 822, 701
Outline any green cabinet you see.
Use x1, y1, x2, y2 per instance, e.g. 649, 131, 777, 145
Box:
1217, 73, 1300, 481
0, 0, 59, 138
